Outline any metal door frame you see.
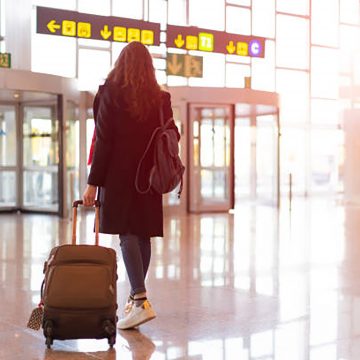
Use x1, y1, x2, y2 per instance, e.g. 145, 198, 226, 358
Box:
0, 102, 19, 211
0, 69, 79, 217
169, 86, 280, 213
0, 99, 61, 213
187, 102, 235, 213
20, 100, 60, 213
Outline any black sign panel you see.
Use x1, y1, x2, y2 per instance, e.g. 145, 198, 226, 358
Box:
166, 25, 265, 58
36, 6, 161, 45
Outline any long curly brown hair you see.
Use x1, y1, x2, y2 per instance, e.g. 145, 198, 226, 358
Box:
107, 41, 162, 122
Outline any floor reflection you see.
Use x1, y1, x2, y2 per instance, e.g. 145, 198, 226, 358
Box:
1, 198, 360, 359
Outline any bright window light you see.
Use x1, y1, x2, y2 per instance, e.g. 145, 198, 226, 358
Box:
276, 69, 309, 124
252, 40, 275, 92
340, 0, 360, 25
32, 34, 76, 78
277, 0, 309, 16
312, 0, 339, 47
78, 0, 110, 15
227, 0, 250, 5
252, 0, 275, 38
78, 49, 110, 90
168, 0, 187, 25
189, 0, 225, 31
226, 6, 251, 35
112, 0, 143, 19
33, 0, 76, 10
276, 15, 309, 70
311, 99, 339, 125
311, 47, 339, 98
339, 25, 360, 73
225, 63, 250, 88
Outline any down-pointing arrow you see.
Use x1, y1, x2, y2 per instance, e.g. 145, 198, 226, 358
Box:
167, 54, 183, 75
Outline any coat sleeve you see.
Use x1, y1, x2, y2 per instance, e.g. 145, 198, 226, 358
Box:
87, 86, 115, 186
163, 91, 181, 141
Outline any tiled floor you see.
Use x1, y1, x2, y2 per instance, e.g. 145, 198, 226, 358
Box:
1, 198, 359, 359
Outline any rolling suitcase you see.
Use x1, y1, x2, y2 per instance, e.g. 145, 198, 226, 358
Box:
41, 200, 118, 349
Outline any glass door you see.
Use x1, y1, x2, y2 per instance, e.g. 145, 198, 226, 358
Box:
256, 114, 278, 205
22, 105, 59, 212
234, 104, 279, 206
0, 105, 17, 208
189, 104, 234, 213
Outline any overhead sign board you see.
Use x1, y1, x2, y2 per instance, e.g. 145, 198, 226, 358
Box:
166, 25, 265, 58
0, 53, 11, 68
167, 54, 203, 78
36, 6, 160, 45
36, 7, 266, 58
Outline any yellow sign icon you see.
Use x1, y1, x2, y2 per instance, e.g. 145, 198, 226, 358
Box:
198, 32, 214, 52
226, 41, 236, 54
113, 26, 127, 42
47, 20, 60, 33
174, 34, 184, 48
141, 30, 154, 45
128, 28, 140, 42
186, 35, 198, 50
77, 22, 91, 38
62, 20, 76, 37
0, 53, 10, 68
237, 42, 249, 56
101, 25, 112, 40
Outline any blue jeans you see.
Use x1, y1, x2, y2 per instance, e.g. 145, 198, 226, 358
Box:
119, 234, 151, 296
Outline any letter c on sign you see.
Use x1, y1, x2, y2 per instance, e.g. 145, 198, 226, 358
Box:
249, 40, 261, 56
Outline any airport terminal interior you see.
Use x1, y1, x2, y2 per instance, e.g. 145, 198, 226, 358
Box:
1, 0, 360, 359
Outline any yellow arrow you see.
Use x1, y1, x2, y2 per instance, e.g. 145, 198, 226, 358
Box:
100, 25, 112, 40
47, 20, 61, 33
226, 40, 236, 54
167, 54, 183, 75
174, 34, 185, 48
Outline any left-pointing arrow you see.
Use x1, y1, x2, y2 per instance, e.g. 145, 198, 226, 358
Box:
47, 20, 61, 33
101, 25, 112, 40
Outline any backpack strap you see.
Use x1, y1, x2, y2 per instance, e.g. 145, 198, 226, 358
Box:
135, 103, 176, 194
135, 125, 162, 194
177, 177, 183, 199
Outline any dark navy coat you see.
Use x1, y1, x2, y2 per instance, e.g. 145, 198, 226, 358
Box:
87, 82, 179, 237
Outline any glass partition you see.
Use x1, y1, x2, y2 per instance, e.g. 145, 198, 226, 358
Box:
22, 106, 59, 211
189, 104, 233, 212
0, 105, 17, 207
234, 104, 279, 205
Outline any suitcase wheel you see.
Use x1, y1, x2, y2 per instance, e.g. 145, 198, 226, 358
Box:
45, 336, 53, 349
108, 335, 116, 348
103, 319, 116, 336
44, 320, 54, 349
103, 319, 116, 348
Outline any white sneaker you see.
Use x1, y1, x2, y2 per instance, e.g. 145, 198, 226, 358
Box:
117, 300, 156, 330
124, 296, 134, 315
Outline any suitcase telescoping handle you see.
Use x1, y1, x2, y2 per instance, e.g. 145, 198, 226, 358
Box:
72, 200, 101, 246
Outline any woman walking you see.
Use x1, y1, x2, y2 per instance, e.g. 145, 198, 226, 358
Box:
82, 41, 180, 330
